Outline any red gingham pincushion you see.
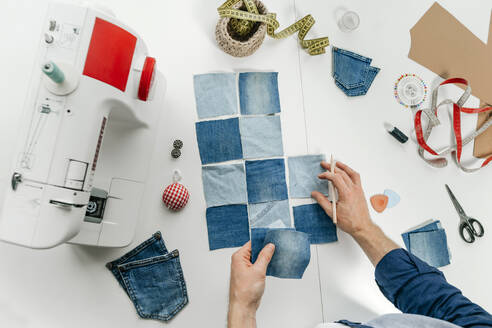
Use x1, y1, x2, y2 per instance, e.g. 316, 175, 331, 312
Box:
162, 182, 189, 211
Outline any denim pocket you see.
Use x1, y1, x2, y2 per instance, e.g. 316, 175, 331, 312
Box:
332, 47, 372, 89
106, 231, 167, 291
332, 47, 379, 97
119, 250, 188, 321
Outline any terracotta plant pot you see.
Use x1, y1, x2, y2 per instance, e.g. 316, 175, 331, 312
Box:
215, 0, 268, 57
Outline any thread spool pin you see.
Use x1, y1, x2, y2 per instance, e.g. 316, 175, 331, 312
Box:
42, 61, 65, 84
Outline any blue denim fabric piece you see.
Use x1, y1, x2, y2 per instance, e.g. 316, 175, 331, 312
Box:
401, 220, 442, 250
293, 204, 337, 244
288, 155, 329, 198
375, 249, 492, 327
334, 66, 380, 96
333, 47, 372, 88
250, 228, 294, 263
195, 118, 243, 164
251, 228, 310, 279
239, 116, 284, 159
202, 163, 247, 207
332, 47, 380, 97
248, 200, 291, 228
408, 229, 450, 268
106, 232, 188, 322
206, 205, 250, 250
264, 229, 311, 279
193, 73, 238, 119
118, 250, 188, 321
239, 72, 281, 115
245, 159, 288, 203
106, 231, 167, 292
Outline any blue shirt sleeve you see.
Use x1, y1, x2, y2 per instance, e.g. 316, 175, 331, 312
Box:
375, 248, 492, 328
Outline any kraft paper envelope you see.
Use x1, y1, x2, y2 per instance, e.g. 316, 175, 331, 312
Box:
408, 2, 492, 157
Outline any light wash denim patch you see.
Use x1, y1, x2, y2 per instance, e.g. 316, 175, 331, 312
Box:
202, 163, 247, 208
401, 220, 442, 250
251, 227, 295, 263
332, 47, 380, 97
106, 232, 188, 322
293, 204, 337, 244
193, 73, 238, 119
206, 205, 250, 250
239, 116, 284, 159
264, 229, 311, 279
408, 229, 450, 268
195, 118, 243, 164
288, 155, 329, 198
245, 159, 288, 203
248, 200, 291, 228
239, 72, 281, 115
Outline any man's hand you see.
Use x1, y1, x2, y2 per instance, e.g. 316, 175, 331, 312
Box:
228, 241, 275, 328
311, 161, 399, 266
311, 161, 373, 237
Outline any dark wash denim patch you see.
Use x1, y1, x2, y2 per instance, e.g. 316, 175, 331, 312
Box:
106, 232, 188, 322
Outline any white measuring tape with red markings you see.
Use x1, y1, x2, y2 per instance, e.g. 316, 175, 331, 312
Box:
414, 78, 492, 172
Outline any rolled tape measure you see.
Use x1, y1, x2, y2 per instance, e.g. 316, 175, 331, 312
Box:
218, 0, 329, 55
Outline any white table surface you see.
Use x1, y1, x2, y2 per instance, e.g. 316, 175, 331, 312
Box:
1, 1, 491, 327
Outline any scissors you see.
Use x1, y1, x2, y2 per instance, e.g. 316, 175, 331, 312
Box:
445, 184, 485, 243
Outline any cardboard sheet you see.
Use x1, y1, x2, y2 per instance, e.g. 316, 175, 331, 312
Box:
408, 2, 492, 157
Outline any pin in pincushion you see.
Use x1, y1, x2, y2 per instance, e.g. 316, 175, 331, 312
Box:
162, 170, 189, 211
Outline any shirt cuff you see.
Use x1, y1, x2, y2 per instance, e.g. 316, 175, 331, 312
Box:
374, 248, 443, 304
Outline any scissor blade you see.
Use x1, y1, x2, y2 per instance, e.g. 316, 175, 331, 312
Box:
445, 184, 466, 216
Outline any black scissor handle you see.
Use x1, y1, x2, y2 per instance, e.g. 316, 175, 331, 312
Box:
459, 222, 475, 243
468, 218, 484, 237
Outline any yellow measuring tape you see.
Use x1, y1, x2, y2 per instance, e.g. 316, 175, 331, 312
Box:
218, 0, 329, 55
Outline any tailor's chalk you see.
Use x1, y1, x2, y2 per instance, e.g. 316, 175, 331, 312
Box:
384, 123, 408, 144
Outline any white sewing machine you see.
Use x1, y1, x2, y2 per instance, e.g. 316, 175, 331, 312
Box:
0, 3, 165, 249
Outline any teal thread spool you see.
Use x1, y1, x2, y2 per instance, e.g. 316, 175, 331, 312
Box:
42, 61, 65, 84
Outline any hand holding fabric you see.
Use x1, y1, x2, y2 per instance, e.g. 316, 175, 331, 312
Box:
311, 161, 372, 236
228, 241, 275, 328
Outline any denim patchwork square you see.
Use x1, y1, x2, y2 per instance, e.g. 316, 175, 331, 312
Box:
202, 164, 247, 207
401, 220, 442, 250
239, 116, 284, 159
248, 200, 291, 228
293, 204, 337, 244
206, 205, 250, 250
288, 155, 329, 198
193, 73, 238, 119
239, 72, 281, 115
245, 159, 288, 203
251, 227, 295, 263
251, 228, 311, 279
195, 118, 243, 164
408, 229, 450, 268
251, 228, 272, 263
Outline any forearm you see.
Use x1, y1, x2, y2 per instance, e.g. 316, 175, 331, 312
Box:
352, 223, 399, 266
375, 249, 492, 327
227, 302, 256, 328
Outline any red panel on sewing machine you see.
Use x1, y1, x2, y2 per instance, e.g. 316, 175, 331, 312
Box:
83, 18, 137, 92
